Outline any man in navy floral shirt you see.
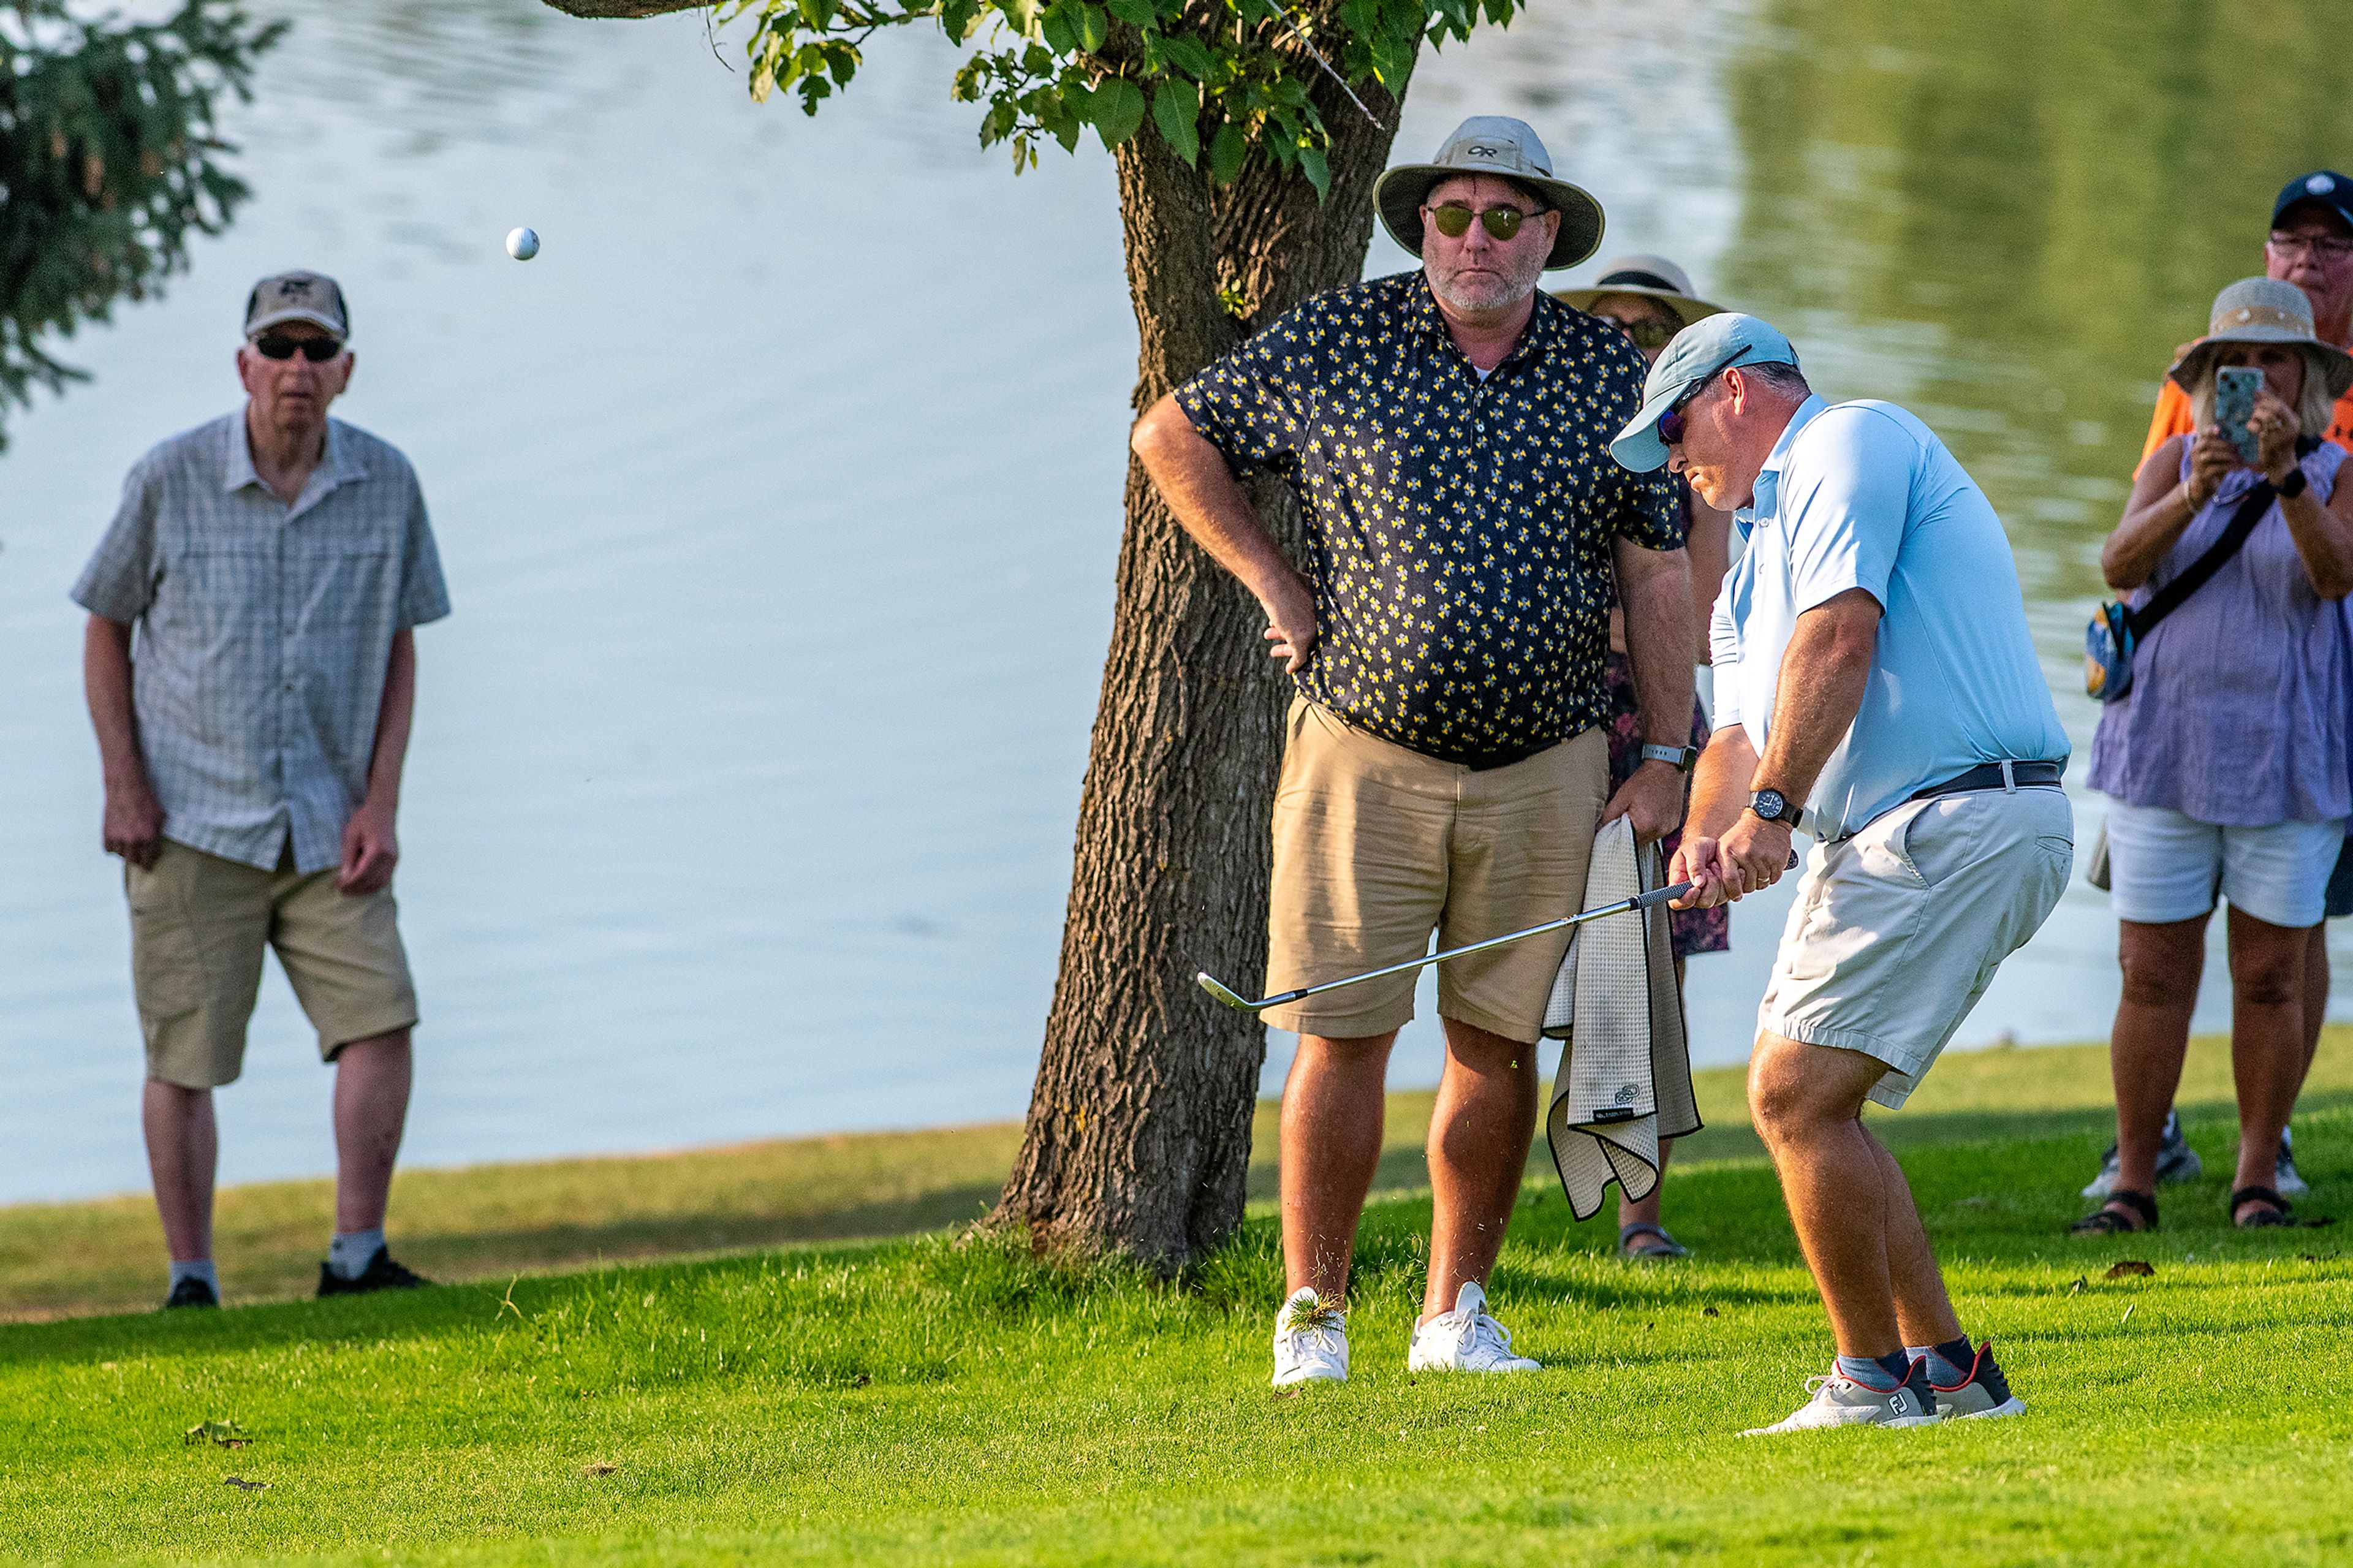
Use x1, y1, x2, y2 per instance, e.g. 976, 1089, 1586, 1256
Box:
1133, 116, 1696, 1388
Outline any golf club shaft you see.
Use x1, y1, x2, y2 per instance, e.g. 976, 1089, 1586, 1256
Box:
1221, 881, 1691, 1013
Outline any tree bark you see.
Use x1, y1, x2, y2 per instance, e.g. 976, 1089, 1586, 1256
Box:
992, 53, 1412, 1271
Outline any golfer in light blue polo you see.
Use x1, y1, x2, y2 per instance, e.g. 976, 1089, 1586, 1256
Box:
1612, 314, 2072, 1434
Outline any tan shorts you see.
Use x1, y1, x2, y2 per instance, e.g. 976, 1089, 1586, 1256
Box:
1761, 786, 2073, 1109
127, 840, 420, 1089
1265, 697, 1605, 1043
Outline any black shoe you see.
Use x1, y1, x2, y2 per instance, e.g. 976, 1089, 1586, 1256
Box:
164, 1275, 219, 1310
316, 1246, 431, 1298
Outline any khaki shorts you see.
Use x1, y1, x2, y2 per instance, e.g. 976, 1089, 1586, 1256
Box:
1761, 786, 2072, 1109
127, 840, 420, 1089
1265, 697, 1605, 1043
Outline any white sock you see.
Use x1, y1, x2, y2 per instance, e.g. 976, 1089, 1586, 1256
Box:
170, 1259, 218, 1292
329, 1229, 385, 1279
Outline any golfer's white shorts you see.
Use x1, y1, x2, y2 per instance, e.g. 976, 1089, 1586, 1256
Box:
2102, 800, 2346, 928
1760, 786, 2074, 1110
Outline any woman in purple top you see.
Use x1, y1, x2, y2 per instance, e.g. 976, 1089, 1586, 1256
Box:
2080, 277, 2353, 1234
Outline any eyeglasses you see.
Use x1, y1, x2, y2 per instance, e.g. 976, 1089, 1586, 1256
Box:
1601, 315, 1678, 350
1425, 202, 1544, 242
2268, 231, 2353, 260
1655, 349, 1757, 445
252, 335, 343, 362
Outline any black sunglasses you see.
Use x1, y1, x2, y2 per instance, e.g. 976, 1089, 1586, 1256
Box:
1603, 316, 1678, 350
1656, 349, 1758, 445
252, 335, 343, 362
1425, 202, 1545, 242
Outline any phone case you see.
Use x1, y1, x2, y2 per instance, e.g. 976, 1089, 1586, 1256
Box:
2216, 367, 2263, 463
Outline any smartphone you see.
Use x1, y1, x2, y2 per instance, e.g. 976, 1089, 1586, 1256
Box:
2216, 366, 2264, 463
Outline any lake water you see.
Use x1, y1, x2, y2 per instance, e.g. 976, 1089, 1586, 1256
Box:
7, 0, 2352, 1205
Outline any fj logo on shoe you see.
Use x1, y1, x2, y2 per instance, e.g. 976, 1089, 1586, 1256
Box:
1889, 1390, 1915, 1417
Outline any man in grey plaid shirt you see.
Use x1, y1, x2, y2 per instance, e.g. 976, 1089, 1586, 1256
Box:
74, 271, 449, 1309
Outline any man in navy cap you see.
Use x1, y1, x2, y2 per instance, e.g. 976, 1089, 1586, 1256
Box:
1613, 313, 2071, 1432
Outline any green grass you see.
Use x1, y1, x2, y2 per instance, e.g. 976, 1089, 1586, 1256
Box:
4, 1036, 2351, 1564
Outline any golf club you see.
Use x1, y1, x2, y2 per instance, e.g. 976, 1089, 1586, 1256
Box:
1198, 880, 1694, 1015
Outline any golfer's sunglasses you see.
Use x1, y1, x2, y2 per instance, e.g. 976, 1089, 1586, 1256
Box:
1425, 201, 1544, 242
1656, 349, 1759, 445
252, 335, 343, 362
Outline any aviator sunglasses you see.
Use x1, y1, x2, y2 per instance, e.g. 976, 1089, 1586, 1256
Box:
1425, 201, 1545, 242
252, 335, 344, 362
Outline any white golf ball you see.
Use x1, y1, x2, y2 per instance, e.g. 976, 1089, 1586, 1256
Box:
506, 226, 540, 262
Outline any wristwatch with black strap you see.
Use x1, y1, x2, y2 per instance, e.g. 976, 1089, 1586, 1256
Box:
1639, 743, 1699, 773
1747, 787, 1803, 826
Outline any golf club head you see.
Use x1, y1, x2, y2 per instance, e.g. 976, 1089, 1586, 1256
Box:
1195, 971, 1259, 1011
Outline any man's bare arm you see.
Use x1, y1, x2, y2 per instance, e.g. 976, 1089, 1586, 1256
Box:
1603, 539, 1698, 844
1751, 588, 1881, 805
1131, 394, 1316, 672
340, 629, 415, 895
84, 614, 163, 868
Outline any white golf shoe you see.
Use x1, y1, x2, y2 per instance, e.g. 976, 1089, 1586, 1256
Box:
1406, 1281, 1540, 1374
1271, 1287, 1349, 1388
1740, 1361, 1940, 1435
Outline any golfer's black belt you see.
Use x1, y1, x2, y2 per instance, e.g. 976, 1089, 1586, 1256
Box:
1909, 760, 2064, 801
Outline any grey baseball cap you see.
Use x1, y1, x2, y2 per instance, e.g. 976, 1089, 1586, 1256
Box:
1374, 116, 1605, 271
243, 271, 349, 340
1610, 312, 1800, 472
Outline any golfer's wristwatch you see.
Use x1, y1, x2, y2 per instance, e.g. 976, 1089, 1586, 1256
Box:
1747, 787, 1803, 826
1639, 743, 1699, 773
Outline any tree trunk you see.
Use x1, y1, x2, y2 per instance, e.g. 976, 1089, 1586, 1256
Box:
992, 55, 1412, 1270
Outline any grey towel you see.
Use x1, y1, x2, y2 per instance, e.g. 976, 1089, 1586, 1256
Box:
1540, 816, 1702, 1221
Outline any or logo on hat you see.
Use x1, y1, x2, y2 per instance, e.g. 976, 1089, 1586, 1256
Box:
2310, 174, 2336, 195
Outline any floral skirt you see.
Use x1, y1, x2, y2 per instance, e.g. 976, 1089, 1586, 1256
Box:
1602, 651, 1730, 959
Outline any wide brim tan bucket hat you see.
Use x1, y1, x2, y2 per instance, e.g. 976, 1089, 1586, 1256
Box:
2169, 275, 2353, 401
1553, 255, 1726, 329
1374, 116, 1605, 271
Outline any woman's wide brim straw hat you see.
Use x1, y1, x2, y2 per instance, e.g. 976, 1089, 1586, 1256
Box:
1553, 255, 1727, 329
1374, 116, 1605, 271
2169, 276, 2353, 400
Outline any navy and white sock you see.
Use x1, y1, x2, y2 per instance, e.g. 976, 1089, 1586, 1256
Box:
1906, 1335, 1979, 1387
1835, 1349, 1915, 1391
328, 1229, 385, 1280
169, 1259, 218, 1293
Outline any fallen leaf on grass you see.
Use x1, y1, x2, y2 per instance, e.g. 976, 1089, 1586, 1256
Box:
1269, 1389, 1300, 1401
222, 1477, 267, 1492
2105, 1260, 2154, 1279
1702, 1307, 1720, 1318
184, 1420, 250, 1449
583, 1462, 618, 1475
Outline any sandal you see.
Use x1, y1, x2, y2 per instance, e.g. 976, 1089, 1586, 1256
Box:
2070, 1188, 2156, 1235
2230, 1184, 2293, 1228
1618, 1222, 1689, 1260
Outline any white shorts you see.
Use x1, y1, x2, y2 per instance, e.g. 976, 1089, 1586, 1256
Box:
2102, 800, 2346, 928
1760, 786, 2073, 1110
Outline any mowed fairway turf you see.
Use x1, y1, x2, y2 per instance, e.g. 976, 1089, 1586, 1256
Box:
3, 1036, 2349, 1566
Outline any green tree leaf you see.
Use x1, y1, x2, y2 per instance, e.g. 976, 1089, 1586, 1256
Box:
1151, 77, 1200, 166
1159, 34, 1214, 78
1103, 0, 1158, 28
1077, 4, 1110, 51
1208, 119, 1248, 186
1093, 75, 1147, 148
1297, 142, 1330, 201
1040, 1, 1080, 55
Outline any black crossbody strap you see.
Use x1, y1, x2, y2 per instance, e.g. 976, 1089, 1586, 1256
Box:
2124, 477, 2277, 642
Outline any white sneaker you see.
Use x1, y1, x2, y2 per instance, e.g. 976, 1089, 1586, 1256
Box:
2277, 1132, 2309, 1199
1406, 1281, 1540, 1374
1741, 1362, 1940, 1436
1271, 1287, 1349, 1388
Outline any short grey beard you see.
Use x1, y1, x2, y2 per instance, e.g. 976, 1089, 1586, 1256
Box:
1427, 257, 1544, 316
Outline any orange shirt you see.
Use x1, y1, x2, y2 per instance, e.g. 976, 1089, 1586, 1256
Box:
2138, 374, 2353, 470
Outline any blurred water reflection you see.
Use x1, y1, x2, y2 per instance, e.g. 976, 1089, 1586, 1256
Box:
4, 0, 2349, 1203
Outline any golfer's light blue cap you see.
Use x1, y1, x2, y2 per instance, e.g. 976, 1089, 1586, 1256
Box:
1609, 312, 1798, 472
